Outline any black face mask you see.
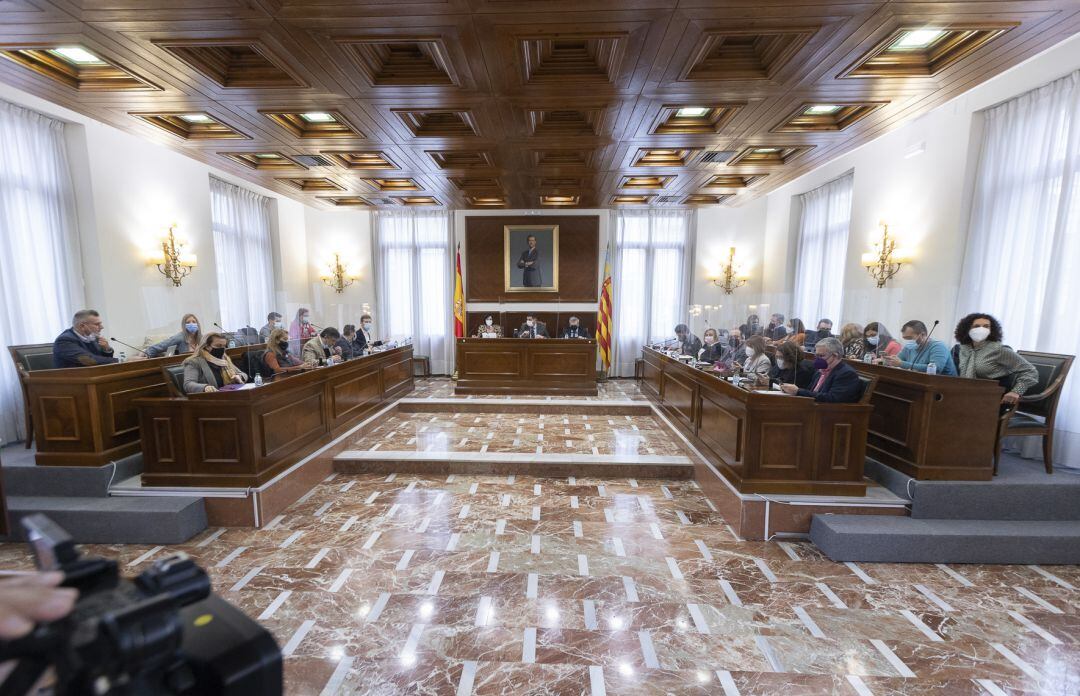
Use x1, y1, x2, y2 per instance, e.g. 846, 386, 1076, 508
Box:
728, 338, 740, 348
278, 341, 289, 351
209, 347, 226, 359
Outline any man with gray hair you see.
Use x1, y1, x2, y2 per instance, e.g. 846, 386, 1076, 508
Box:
780, 336, 862, 403
52, 309, 119, 368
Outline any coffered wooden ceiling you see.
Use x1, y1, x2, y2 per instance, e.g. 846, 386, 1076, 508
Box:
1, 1, 1077, 210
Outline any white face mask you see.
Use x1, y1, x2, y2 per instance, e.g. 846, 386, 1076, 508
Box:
274, 321, 283, 329
527, 320, 534, 327
744, 346, 754, 358
776, 358, 786, 369
969, 326, 991, 342
902, 338, 919, 350
362, 322, 372, 331
485, 318, 493, 326
866, 335, 880, 346
301, 316, 310, 324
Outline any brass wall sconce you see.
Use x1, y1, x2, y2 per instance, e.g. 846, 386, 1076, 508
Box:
861, 222, 912, 288
149, 224, 196, 287
321, 253, 359, 293
711, 247, 748, 294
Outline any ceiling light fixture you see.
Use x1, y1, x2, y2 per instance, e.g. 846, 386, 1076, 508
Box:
676, 106, 709, 118
891, 29, 945, 50
300, 112, 335, 123
48, 46, 106, 65
179, 113, 213, 123
804, 105, 841, 115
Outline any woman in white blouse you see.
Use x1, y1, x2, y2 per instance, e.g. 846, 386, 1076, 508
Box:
741, 335, 773, 387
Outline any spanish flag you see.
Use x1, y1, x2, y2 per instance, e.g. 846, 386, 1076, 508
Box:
597, 248, 613, 373
453, 243, 465, 338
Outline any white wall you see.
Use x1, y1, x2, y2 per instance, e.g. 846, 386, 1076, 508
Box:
303, 207, 375, 332
694, 32, 1080, 338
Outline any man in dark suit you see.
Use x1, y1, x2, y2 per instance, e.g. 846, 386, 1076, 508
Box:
781, 337, 861, 403
53, 309, 119, 368
766, 313, 788, 341
562, 316, 589, 339
517, 315, 550, 338
516, 235, 542, 287
675, 324, 701, 357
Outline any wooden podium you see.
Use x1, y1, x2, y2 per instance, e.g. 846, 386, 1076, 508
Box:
455, 338, 597, 395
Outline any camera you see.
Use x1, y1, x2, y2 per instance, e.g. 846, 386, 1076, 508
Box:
0, 515, 282, 695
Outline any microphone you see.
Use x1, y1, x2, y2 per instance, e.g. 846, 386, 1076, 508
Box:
908, 320, 940, 370
109, 337, 148, 356
213, 322, 229, 333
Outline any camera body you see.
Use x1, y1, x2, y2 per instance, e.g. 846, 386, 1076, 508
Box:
0, 515, 282, 696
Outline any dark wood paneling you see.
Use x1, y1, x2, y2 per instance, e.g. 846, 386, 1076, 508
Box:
262, 392, 325, 458
331, 369, 381, 422
455, 338, 597, 395
465, 216, 598, 303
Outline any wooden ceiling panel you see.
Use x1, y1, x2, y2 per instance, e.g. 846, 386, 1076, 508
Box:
0, 1, 1076, 208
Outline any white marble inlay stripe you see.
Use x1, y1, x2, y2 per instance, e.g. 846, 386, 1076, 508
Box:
589, 666, 606, 696
495, 519, 506, 535
718, 578, 742, 607
396, 549, 415, 571
536, 446, 543, 454
364, 592, 391, 622
368, 443, 382, 452
446, 474, 455, 483
522, 626, 537, 663
263, 515, 286, 531
583, 599, 598, 630
1016, 586, 1064, 614
480, 444, 488, 453
319, 657, 353, 696
415, 517, 431, 533
675, 511, 691, 525
622, 576, 639, 602
753, 558, 778, 584
1027, 564, 1076, 590
778, 542, 801, 562
339, 515, 358, 533
531, 535, 541, 554
486, 551, 500, 573
716, 670, 740, 696
469, 483, 479, 494
991, 642, 1043, 680
569, 476, 577, 485
458, 504, 471, 519
446, 533, 461, 551
127, 546, 163, 567
612, 537, 626, 557
570, 496, 579, 509
386, 503, 401, 518
899, 609, 943, 642
296, 488, 318, 504
329, 568, 352, 593
687, 603, 711, 634
400, 623, 425, 661
404, 480, 416, 493
666, 557, 683, 581
935, 563, 974, 587
845, 675, 874, 696
694, 540, 713, 562
794, 606, 825, 638
324, 472, 338, 483
282, 620, 315, 656
258, 590, 292, 620
974, 679, 1010, 696
306, 548, 331, 569
914, 584, 954, 613
364, 492, 380, 504
661, 485, 674, 500
871, 639, 916, 678
501, 494, 511, 507
196, 528, 226, 548
361, 531, 381, 550
475, 596, 494, 627
339, 481, 356, 493
755, 636, 784, 673
526, 573, 538, 599
573, 521, 583, 538
455, 661, 477, 696
638, 630, 660, 668
458, 438, 468, 448
215, 546, 247, 568
534, 484, 542, 495
650, 523, 664, 540
427, 570, 445, 596
432, 492, 445, 506
1008, 610, 1063, 645
385, 473, 397, 482
229, 566, 264, 592
592, 447, 600, 455
628, 478, 638, 488
844, 561, 877, 585
532, 505, 541, 521
597, 484, 606, 497
578, 554, 590, 576
604, 508, 615, 523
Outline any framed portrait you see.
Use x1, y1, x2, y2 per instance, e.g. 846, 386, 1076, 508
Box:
504, 224, 559, 292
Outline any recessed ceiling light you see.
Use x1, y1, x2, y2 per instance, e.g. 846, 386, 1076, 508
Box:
754, 148, 781, 153
253, 153, 280, 159
805, 104, 841, 115
676, 107, 710, 118
48, 46, 106, 65
891, 29, 946, 50
180, 113, 214, 123
300, 112, 336, 123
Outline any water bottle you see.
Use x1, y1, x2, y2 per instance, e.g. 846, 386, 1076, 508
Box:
228, 339, 237, 349
863, 353, 874, 364
926, 362, 937, 375
118, 351, 127, 363
254, 373, 263, 386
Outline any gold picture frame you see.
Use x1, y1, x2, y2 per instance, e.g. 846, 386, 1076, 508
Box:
504, 224, 559, 292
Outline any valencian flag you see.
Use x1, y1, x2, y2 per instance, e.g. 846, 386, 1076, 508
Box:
453, 243, 465, 338
597, 248, 613, 373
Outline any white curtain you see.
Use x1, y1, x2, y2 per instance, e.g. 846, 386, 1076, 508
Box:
209, 176, 275, 331
612, 209, 694, 377
957, 70, 1080, 470
373, 210, 453, 374
792, 172, 854, 326
0, 99, 85, 444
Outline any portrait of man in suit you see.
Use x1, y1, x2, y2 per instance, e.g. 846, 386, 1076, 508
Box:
504, 225, 558, 292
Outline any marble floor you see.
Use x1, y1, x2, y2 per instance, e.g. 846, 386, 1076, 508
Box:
410, 378, 647, 402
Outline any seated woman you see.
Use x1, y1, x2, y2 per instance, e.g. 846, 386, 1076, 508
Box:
144, 313, 202, 358
698, 328, 725, 363
739, 336, 772, 387
182, 332, 248, 394
770, 340, 815, 389
840, 322, 865, 359
475, 315, 503, 338
863, 322, 901, 359
953, 313, 1038, 405
776, 318, 806, 347
262, 327, 306, 377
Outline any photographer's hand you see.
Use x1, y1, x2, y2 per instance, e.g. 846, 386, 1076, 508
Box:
0, 572, 77, 639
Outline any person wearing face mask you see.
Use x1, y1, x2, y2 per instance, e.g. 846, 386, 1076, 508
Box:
880, 320, 957, 375
290, 308, 317, 342
862, 322, 902, 359
771, 340, 815, 389
182, 332, 247, 393
698, 328, 724, 363
804, 318, 833, 351
355, 314, 381, 352
839, 323, 865, 359
562, 316, 589, 339
144, 313, 203, 358
518, 314, 550, 339
262, 327, 306, 376
727, 328, 744, 350
475, 315, 503, 338
673, 324, 701, 357
303, 327, 343, 366
338, 324, 360, 360
259, 312, 284, 343
739, 336, 773, 386
739, 315, 763, 339
781, 338, 861, 402
952, 313, 1037, 405
772, 318, 805, 347
766, 313, 788, 341
52, 309, 119, 368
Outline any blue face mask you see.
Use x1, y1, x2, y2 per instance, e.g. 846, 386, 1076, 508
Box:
902, 339, 919, 349
185, 322, 199, 334
813, 357, 829, 370
363, 322, 373, 332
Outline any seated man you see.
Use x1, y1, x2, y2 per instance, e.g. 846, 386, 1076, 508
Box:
52, 309, 118, 368
804, 318, 833, 350
562, 316, 589, 339
880, 320, 958, 375
259, 312, 283, 343
780, 337, 861, 403
517, 315, 550, 339
675, 324, 701, 357
302, 327, 343, 366
338, 324, 359, 360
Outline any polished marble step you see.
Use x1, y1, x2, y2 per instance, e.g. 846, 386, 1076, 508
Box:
810, 514, 1080, 564
333, 451, 695, 479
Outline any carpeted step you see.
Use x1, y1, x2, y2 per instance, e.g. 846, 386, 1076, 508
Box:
810, 514, 1080, 564
4, 495, 207, 545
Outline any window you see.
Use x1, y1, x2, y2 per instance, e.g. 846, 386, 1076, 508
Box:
209, 176, 276, 330
791, 171, 854, 325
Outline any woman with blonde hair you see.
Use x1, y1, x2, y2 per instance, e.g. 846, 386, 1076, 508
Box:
740, 335, 773, 387
144, 313, 202, 358
262, 327, 305, 376
182, 332, 247, 394
839, 322, 864, 359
